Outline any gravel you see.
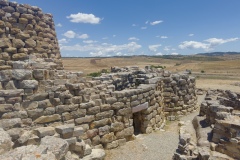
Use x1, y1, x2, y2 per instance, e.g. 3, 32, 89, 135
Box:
105, 95, 205, 160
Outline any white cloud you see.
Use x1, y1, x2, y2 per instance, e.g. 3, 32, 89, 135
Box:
63, 30, 76, 38
67, 13, 101, 24
113, 35, 116, 37
148, 44, 162, 52
145, 21, 149, 24
179, 41, 209, 50
78, 34, 89, 39
171, 52, 179, 55
58, 38, 68, 44
189, 34, 194, 37
160, 36, 168, 39
179, 37, 239, 50
128, 37, 139, 41
141, 27, 147, 30
204, 37, 238, 46
60, 42, 142, 57
56, 23, 62, 27
155, 52, 163, 56
150, 20, 163, 25
132, 24, 137, 27
83, 40, 98, 44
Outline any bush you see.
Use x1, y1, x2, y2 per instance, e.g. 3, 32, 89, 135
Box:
201, 70, 205, 73
87, 69, 109, 77
150, 65, 166, 69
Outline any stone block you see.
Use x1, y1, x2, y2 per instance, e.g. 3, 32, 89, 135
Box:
100, 132, 116, 144
34, 127, 55, 138
95, 110, 114, 120
55, 124, 75, 139
90, 118, 110, 129
34, 114, 61, 124
75, 115, 95, 125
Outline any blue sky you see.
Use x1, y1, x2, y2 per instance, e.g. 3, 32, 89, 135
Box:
14, 0, 240, 57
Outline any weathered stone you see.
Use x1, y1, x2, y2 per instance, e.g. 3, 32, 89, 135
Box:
82, 149, 106, 160
95, 110, 114, 120
0, 128, 13, 154
25, 38, 36, 48
87, 106, 100, 115
12, 69, 32, 80
34, 127, 55, 138
17, 130, 32, 145
34, 114, 61, 124
0, 118, 21, 130
55, 124, 75, 139
90, 118, 110, 129
20, 80, 38, 89
75, 115, 95, 125
100, 132, 116, 144
6, 128, 23, 141
73, 126, 84, 137
41, 136, 69, 160
110, 122, 124, 132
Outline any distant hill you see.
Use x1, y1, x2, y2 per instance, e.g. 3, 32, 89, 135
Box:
197, 52, 240, 56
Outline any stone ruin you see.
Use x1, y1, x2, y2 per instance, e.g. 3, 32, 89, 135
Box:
174, 89, 240, 160
0, 0, 199, 159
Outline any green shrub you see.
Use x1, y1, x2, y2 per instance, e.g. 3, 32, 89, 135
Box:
150, 65, 166, 69
87, 69, 109, 77
201, 70, 205, 73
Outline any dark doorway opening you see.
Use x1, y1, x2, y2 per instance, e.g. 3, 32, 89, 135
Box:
133, 112, 143, 135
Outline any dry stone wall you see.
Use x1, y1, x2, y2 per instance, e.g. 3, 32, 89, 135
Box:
0, 1, 198, 159
0, 0, 62, 71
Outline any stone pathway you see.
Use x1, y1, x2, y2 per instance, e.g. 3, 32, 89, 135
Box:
105, 95, 205, 160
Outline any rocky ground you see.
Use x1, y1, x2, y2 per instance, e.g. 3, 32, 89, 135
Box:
105, 95, 205, 160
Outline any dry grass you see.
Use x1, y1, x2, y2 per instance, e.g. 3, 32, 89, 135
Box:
62, 56, 240, 92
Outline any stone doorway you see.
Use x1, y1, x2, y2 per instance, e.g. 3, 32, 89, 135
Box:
133, 111, 144, 135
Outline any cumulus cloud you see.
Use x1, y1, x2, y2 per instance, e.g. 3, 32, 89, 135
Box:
78, 34, 89, 39
83, 40, 98, 44
148, 44, 162, 52
63, 30, 76, 38
56, 23, 62, 27
141, 27, 147, 30
179, 37, 239, 50
60, 42, 142, 57
67, 13, 101, 24
150, 20, 163, 25
179, 41, 209, 50
132, 24, 137, 27
171, 52, 179, 55
155, 52, 163, 56
128, 37, 139, 41
204, 37, 238, 46
58, 38, 68, 44
188, 34, 194, 37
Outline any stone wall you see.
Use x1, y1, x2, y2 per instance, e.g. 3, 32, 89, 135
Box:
0, 0, 62, 71
0, 1, 198, 159
199, 90, 240, 159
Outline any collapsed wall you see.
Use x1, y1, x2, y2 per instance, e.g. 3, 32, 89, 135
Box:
174, 89, 240, 160
0, 0, 198, 159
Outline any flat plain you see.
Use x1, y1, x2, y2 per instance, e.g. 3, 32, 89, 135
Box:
62, 54, 240, 92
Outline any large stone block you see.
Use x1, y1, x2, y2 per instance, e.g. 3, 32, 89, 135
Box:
55, 124, 75, 139
75, 115, 95, 125
34, 127, 55, 138
34, 114, 61, 124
